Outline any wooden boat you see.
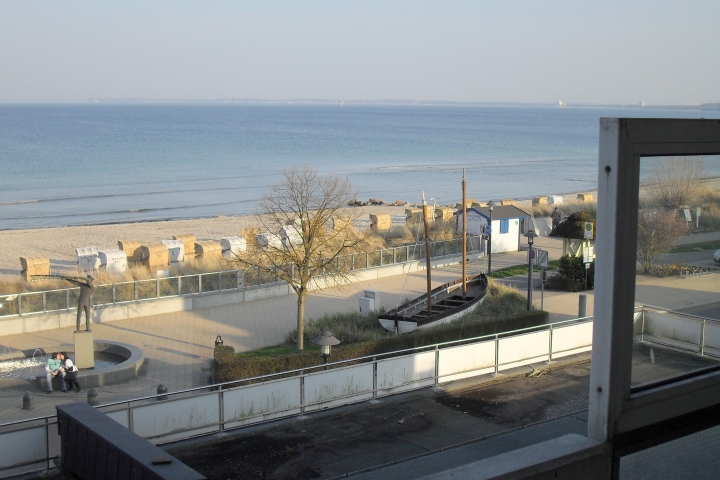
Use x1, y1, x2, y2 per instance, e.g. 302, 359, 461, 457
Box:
379, 170, 489, 333
378, 273, 488, 333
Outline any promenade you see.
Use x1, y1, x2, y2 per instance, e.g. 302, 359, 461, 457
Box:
1, 235, 718, 425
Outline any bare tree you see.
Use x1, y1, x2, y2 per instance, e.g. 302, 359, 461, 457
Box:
233, 166, 364, 351
636, 210, 688, 273
646, 156, 705, 210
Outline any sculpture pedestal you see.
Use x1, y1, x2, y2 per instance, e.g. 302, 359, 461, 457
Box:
74, 331, 94, 369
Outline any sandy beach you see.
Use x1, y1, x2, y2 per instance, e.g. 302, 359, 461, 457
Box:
0, 206, 409, 275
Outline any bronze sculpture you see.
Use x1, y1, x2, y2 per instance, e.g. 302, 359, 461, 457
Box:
32, 274, 95, 331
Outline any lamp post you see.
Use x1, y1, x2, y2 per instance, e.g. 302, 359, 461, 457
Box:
312, 330, 340, 370
487, 201, 495, 274
524, 230, 538, 311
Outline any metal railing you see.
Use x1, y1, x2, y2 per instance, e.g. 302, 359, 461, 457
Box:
0, 314, 590, 477
0, 236, 482, 317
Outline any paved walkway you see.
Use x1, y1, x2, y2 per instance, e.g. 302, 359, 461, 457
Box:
0, 235, 717, 425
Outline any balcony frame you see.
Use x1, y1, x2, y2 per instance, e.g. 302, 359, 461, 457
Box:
590, 118, 720, 444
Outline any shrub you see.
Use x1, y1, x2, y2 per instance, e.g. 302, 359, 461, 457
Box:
214, 309, 549, 382
546, 255, 594, 292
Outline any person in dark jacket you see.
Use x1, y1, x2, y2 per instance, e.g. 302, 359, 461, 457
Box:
551, 207, 562, 230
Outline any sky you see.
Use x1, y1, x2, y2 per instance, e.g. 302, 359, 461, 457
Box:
0, 1, 718, 105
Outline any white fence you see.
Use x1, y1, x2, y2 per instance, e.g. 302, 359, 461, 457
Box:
636, 305, 720, 357
0, 316, 593, 477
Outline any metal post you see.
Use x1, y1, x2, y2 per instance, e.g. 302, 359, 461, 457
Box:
199, 274, 203, 293
494, 334, 500, 374
218, 272, 222, 290
300, 375, 305, 416
548, 324, 553, 362
372, 357, 378, 401
134, 281, 138, 301
488, 207, 493, 274
541, 267, 545, 311
219, 391, 225, 433
434, 344, 440, 387
393, 247, 397, 264
366, 252, 369, 269
112, 283, 116, 303
45, 417, 50, 471
701, 319, 706, 355
178, 276, 182, 295
156, 278, 160, 298
527, 242, 534, 311
42, 291, 47, 312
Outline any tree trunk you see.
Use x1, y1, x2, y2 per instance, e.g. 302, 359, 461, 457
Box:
296, 290, 306, 351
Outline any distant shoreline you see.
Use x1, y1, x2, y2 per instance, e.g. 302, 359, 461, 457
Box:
1, 100, 717, 111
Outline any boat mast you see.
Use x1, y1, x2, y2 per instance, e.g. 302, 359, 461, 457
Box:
422, 190, 432, 314
462, 169, 467, 297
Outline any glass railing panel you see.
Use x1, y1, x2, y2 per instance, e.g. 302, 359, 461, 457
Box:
0, 294, 20, 316
367, 251, 381, 268
20, 292, 44, 314
93, 284, 113, 305
200, 273, 219, 292
45, 290, 68, 311
114, 282, 135, 302
180, 275, 199, 295
136, 280, 157, 300
381, 249, 394, 265
159, 277, 179, 297
220, 271, 238, 290
68, 288, 80, 309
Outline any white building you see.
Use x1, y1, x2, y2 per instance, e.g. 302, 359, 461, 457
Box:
454, 205, 532, 253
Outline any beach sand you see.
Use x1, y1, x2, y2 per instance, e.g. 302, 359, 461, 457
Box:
0, 206, 409, 275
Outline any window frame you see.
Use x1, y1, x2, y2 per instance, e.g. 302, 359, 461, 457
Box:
589, 118, 720, 443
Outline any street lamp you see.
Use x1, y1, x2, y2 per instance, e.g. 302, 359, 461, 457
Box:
524, 230, 538, 311
487, 201, 495, 274
312, 330, 340, 370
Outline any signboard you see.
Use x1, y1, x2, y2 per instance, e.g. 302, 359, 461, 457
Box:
584, 222, 593, 239
585, 263, 591, 270
534, 249, 549, 268
485, 226, 491, 235
583, 246, 594, 264
683, 209, 692, 222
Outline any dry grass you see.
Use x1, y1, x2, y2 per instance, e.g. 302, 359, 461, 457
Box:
533, 201, 597, 219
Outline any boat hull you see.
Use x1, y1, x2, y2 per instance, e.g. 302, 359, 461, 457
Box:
378, 273, 489, 334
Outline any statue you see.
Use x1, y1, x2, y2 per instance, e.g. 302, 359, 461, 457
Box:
32, 274, 94, 332
64, 275, 95, 332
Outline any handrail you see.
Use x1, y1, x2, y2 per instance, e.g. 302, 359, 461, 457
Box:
0, 236, 482, 317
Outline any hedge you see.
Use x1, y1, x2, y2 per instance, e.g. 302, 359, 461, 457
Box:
214, 310, 549, 383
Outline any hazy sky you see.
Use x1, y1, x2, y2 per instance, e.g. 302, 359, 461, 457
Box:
1, 1, 718, 105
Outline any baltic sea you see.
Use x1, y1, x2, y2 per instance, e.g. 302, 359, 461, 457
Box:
1, 104, 718, 230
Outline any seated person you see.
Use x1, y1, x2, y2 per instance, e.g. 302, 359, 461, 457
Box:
45, 352, 67, 394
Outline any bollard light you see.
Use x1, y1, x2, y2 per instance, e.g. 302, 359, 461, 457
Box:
23, 392, 34, 410
157, 384, 168, 401
524, 230, 538, 311
312, 331, 340, 369
87, 388, 99, 406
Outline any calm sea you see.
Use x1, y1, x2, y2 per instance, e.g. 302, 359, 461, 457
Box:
1, 104, 718, 230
